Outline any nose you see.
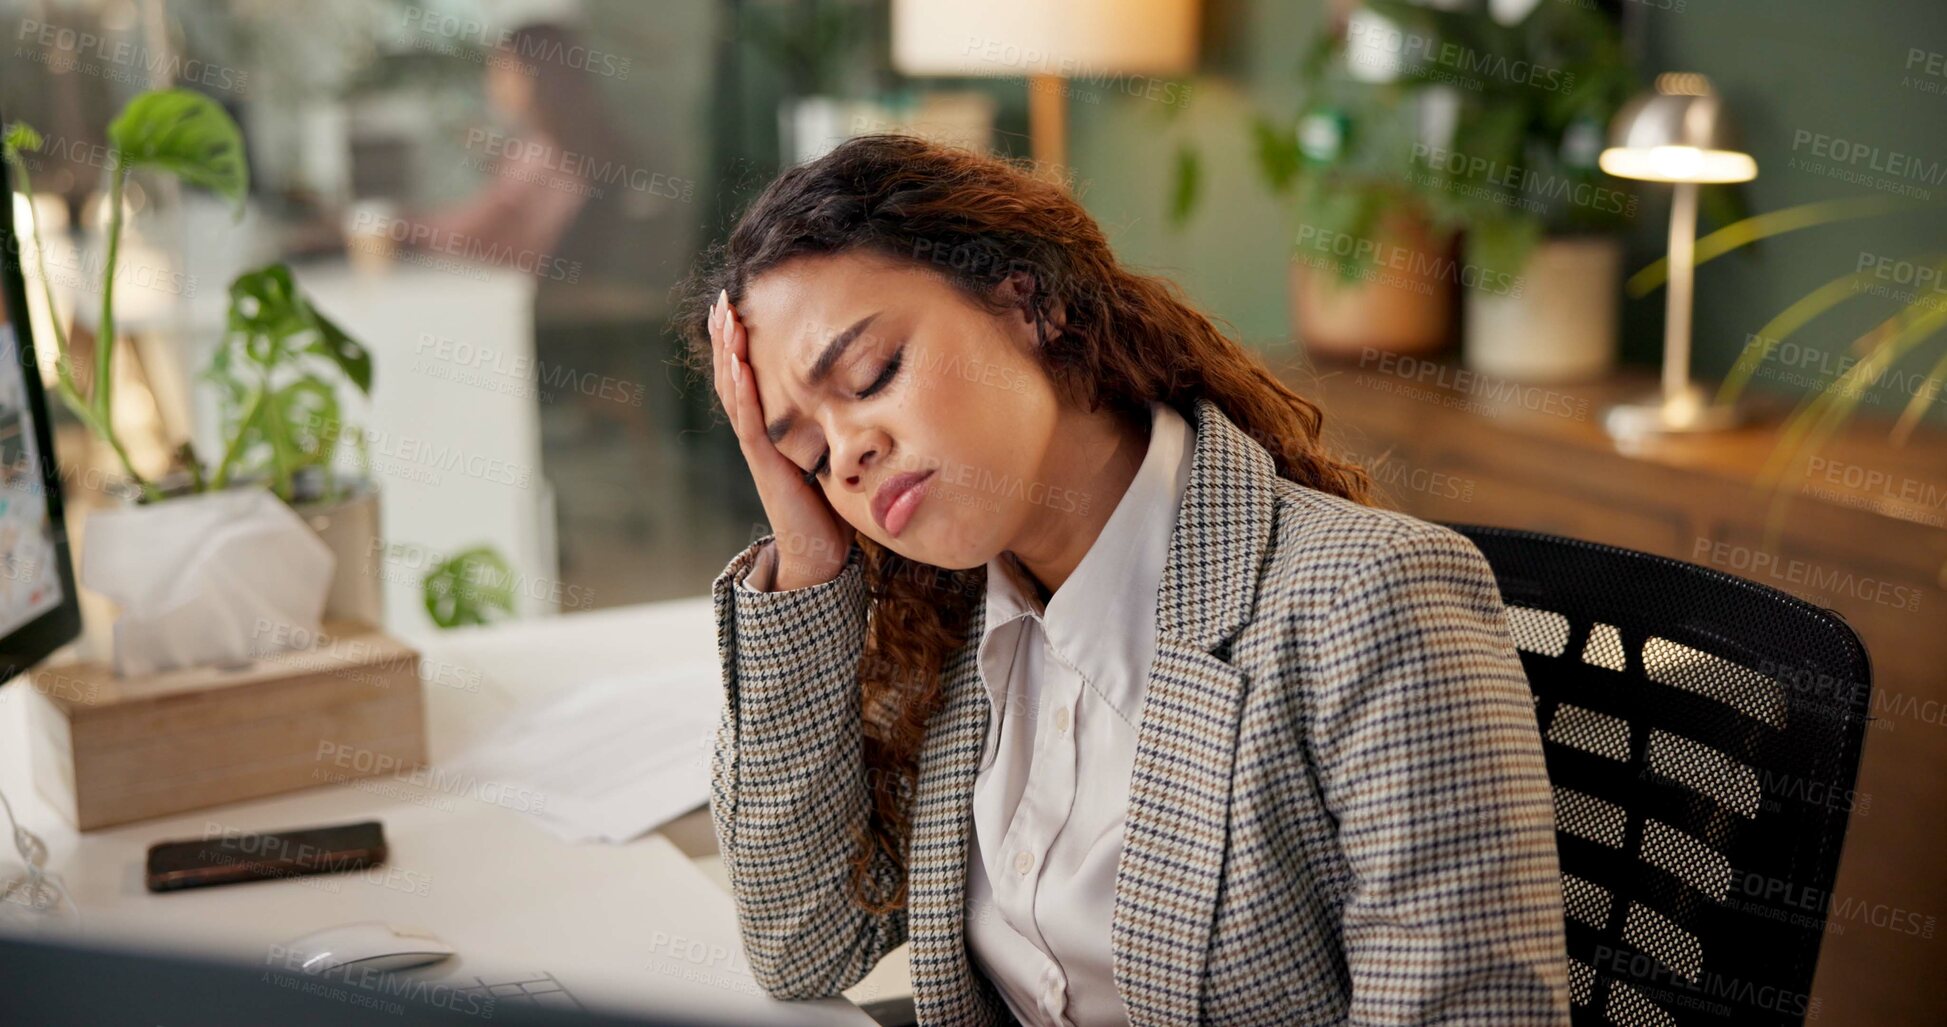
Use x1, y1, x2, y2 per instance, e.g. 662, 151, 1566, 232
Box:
831, 423, 885, 491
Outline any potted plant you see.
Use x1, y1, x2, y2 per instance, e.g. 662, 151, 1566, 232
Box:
4, 89, 378, 675
203, 261, 384, 625
1355, 0, 1638, 381
746, 0, 886, 165
1176, 16, 1460, 358
1172, 1, 1640, 368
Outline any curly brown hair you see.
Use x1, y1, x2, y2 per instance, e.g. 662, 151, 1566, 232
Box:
673, 134, 1372, 916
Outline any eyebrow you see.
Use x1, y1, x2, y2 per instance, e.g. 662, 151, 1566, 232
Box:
763, 311, 884, 446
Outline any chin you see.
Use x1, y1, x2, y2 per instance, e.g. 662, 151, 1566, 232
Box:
916, 516, 1009, 573
865, 515, 990, 573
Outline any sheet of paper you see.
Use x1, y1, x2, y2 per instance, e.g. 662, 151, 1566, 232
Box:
444, 661, 723, 843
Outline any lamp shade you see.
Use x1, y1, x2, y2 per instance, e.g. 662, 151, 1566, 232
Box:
891, 0, 1197, 78
1599, 76, 1757, 184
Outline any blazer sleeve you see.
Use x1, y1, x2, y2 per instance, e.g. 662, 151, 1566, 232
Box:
1306, 523, 1571, 1025
708, 535, 909, 999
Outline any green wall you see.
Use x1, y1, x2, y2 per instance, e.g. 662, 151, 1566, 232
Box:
1069, 0, 1326, 356
1629, 0, 1947, 416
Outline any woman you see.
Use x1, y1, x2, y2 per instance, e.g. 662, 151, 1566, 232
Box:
678, 135, 1570, 1026
412, 22, 645, 264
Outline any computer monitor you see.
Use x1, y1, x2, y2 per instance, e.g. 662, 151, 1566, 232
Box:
0, 129, 83, 685
0, 929, 733, 1027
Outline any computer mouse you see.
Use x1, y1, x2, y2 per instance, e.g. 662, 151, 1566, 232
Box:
282, 921, 454, 975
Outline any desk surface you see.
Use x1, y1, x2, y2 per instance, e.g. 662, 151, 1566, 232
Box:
0, 596, 880, 1025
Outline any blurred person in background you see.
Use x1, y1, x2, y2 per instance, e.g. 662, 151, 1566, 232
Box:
409, 21, 644, 267
409, 21, 678, 582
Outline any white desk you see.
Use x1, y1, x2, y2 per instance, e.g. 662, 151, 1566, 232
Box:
0, 597, 894, 1025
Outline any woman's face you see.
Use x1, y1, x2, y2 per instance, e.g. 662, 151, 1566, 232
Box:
485, 60, 535, 126
736, 251, 1066, 570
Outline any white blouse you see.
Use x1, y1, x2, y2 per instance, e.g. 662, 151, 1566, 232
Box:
966, 400, 1194, 1027
735, 400, 1195, 1027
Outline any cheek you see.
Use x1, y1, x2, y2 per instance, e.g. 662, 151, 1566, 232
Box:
907, 346, 1046, 432
818, 485, 870, 532
930, 400, 1054, 519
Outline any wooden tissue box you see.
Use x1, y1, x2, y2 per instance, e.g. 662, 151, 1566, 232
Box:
23, 621, 428, 831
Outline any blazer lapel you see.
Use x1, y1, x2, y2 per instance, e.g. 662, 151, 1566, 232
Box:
1112, 641, 1252, 1024
905, 398, 1278, 1026
1112, 398, 1277, 1025
905, 594, 1006, 1022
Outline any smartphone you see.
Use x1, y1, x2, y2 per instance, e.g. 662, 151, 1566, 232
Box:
145, 819, 387, 893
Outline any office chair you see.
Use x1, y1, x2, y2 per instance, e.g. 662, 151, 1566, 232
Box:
1449, 523, 1873, 1026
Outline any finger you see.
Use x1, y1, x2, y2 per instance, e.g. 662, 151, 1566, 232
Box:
711, 298, 736, 433
728, 301, 749, 363
708, 295, 721, 372
724, 299, 750, 436
730, 352, 792, 482
730, 351, 771, 464
730, 348, 756, 444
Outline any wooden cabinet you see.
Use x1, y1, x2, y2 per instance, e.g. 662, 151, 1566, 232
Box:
1297, 356, 1946, 1027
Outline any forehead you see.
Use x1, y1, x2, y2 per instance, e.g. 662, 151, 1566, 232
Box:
740, 253, 928, 364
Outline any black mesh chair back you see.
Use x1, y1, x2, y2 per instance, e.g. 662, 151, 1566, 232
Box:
1446, 524, 1873, 1026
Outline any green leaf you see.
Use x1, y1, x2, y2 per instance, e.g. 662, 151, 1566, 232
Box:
422, 546, 518, 629
227, 263, 307, 354
1892, 347, 1947, 442
305, 304, 373, 394
1250, 115, 1303, 194
1294, 175, 1393, 283
1716, 265, 1894, 406
228, 263, 371, 393
3, 121, 44, 158
1627, 195, 1911, 297
273, 376, 342, 468
107, 88, 248, 211
211, 262, 372, 495
1760, 296, 1947, 490
1169, 145, 1201, 228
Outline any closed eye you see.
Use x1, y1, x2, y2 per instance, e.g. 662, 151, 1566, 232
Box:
802, 346, 904, 486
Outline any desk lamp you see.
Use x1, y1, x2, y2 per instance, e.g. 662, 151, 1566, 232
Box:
1598, 73, 1758, 438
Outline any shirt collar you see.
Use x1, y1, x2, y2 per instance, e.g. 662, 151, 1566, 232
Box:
980, 400, 1196, 724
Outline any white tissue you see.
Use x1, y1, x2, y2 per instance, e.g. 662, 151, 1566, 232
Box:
81, 488, 337, 677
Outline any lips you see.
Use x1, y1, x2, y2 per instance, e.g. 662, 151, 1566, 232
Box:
871, 469, 935, 537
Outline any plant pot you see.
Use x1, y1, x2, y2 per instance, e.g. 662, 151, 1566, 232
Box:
79, 487, 336, 677
1464, 236, 1621, 383
294, 478, 384, 627
1291, 211, 1456, 359
779, 95, 890, 166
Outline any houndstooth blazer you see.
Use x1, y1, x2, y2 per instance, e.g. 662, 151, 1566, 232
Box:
708, 396, 1572, 1025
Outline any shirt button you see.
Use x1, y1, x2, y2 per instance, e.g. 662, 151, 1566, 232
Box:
1014, 850, 1033, 875
1053, 707, 1071, 734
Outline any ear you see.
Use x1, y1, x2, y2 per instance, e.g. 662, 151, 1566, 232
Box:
993, 270, 1067, 345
